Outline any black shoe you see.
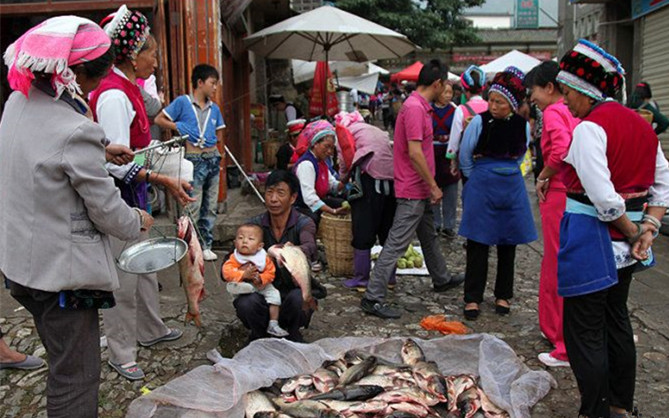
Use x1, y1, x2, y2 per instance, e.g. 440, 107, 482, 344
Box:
463, 306, 480, 320
442, 229, 457, 239
360, 298, 402, 319
434, 273, 465, 292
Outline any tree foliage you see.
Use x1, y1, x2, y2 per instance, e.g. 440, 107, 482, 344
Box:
335, 0, 485, 50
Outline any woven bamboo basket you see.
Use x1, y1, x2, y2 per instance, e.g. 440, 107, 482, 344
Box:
320, 213, 354, 276
262, 140, 282, 168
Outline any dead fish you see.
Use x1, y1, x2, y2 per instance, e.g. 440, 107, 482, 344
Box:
322, 358, 348, 377
338, 356, 377, 386
273, 398, 343, 418
343, 350, 365, 365
253, 413, 292, 418
401, 339, 425, 366
309, 384, 384, 401
372, 386, 439, 408
412, 361, 447, 402
318, 399, 388, 415
295, 384, 318, 400
282, 374, 314, 393
477, 388, 509, 418
275, 244, 316, 311
312, 367, 339, 393
387, 401, 431, 417
387, 412, 420, 418
371, 364, 414, 379
457, 387, 481, 418
176, 216, 206, 326
446, 374, 477, 412
245, 390, 276, 418
356, 374, 396, 389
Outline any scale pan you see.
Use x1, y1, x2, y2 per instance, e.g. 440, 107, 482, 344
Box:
117, 237, 188, 274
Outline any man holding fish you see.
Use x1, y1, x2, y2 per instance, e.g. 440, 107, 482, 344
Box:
233, 170, 326, 343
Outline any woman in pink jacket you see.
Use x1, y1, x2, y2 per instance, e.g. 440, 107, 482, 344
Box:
524, 61, 580, 368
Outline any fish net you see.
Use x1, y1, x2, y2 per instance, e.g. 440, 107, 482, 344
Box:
127, 334, 556, 418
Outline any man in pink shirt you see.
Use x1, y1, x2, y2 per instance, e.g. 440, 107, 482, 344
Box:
361, 60, 464, 319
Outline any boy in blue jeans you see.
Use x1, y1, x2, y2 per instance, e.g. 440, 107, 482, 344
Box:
156, 64, 226, 261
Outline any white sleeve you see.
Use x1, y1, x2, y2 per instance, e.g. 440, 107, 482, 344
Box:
285, 106, 297, 122
649, 143, 669, 207
295, 162, 324, 212
446, 106, 464, 156
564, 121, 625, 221
96, 89, 140, 180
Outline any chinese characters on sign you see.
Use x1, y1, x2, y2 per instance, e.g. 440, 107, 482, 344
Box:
516, 0, 539, 29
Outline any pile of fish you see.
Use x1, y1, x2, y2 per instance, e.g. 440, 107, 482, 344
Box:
244, 339, 509, 418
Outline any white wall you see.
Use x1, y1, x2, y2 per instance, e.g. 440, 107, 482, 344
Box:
465, 16, 513, 29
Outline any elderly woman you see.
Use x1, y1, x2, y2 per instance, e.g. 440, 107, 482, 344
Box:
458, 66, 538, 320
555, 40, 669, 418
293, 119, 346, 224
0, 17, 152, 417
89, 5, 194, 381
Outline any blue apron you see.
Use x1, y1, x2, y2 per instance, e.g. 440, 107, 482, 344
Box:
557, 198, 652, 297
458, 158, 537, 246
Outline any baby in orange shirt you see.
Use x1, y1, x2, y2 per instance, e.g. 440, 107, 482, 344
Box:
222, 224, 288, 337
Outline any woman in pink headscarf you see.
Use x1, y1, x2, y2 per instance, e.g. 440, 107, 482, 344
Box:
0, 16, 153, 417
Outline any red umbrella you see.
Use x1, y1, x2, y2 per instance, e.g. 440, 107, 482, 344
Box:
390, 61, 424, 83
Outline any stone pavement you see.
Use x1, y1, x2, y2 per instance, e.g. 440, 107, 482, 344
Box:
1, 185, 668, 417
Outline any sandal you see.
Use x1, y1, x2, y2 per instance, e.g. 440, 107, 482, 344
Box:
463, 303, 480, 320
495, 299, 511, 315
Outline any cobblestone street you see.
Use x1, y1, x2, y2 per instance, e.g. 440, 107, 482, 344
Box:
2, 186, 668, 417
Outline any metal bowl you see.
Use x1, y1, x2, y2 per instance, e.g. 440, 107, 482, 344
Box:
116, 237, 188, 274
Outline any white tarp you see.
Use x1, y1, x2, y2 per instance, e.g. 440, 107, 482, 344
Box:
480, 50, 541, 77
337, 73, 380, 95
292, 59, 388, 85
127, 335, 556, 418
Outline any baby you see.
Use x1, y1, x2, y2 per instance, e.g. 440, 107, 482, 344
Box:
222, 224, 289, 337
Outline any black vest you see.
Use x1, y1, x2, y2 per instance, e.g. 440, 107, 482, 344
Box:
474, 111, 528, 160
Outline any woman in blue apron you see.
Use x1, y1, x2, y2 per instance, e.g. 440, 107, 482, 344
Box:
555, 39, 669, 418
458, 66, 537, 320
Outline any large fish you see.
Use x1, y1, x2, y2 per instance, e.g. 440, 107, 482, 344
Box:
411, 361, 447, 403
309, 384, 384, 402
275, 244, 316, 311
176, 216, 206, 326
272, 398, 343, 418
338, 356, 377, 386
401, 339, 425, 366
245, 390, 277, 418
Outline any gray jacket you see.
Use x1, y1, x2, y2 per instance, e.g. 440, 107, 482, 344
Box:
0, 86, 141, 292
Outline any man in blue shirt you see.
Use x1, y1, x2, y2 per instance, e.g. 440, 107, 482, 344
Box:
156, 64, 226, 260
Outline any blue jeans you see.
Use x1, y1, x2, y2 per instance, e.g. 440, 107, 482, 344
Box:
186, 152, 220, 249
434, 182, 458, 230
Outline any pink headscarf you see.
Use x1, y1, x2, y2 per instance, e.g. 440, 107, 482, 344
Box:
294, 119, 337, 157
4, 16, 111, 99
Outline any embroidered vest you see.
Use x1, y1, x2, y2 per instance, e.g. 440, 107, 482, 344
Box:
474, 111, 527, 159
89, 70, 151, 149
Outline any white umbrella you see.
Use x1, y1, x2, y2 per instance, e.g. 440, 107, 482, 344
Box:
244, 4, 417, 63
480, 50, 541, 77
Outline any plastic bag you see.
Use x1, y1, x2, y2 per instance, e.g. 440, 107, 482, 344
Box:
420, 315, 468, 335
127, 335, 556, 418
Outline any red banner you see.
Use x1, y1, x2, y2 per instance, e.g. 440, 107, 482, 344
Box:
309, 61, 338, 118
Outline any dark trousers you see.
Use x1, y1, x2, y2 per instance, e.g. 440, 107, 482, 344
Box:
464, 240, 516, 304
563, 265, 636, 418
7, 280, 100, 418
233, 288, 312, 343
350, 173, 396, 250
